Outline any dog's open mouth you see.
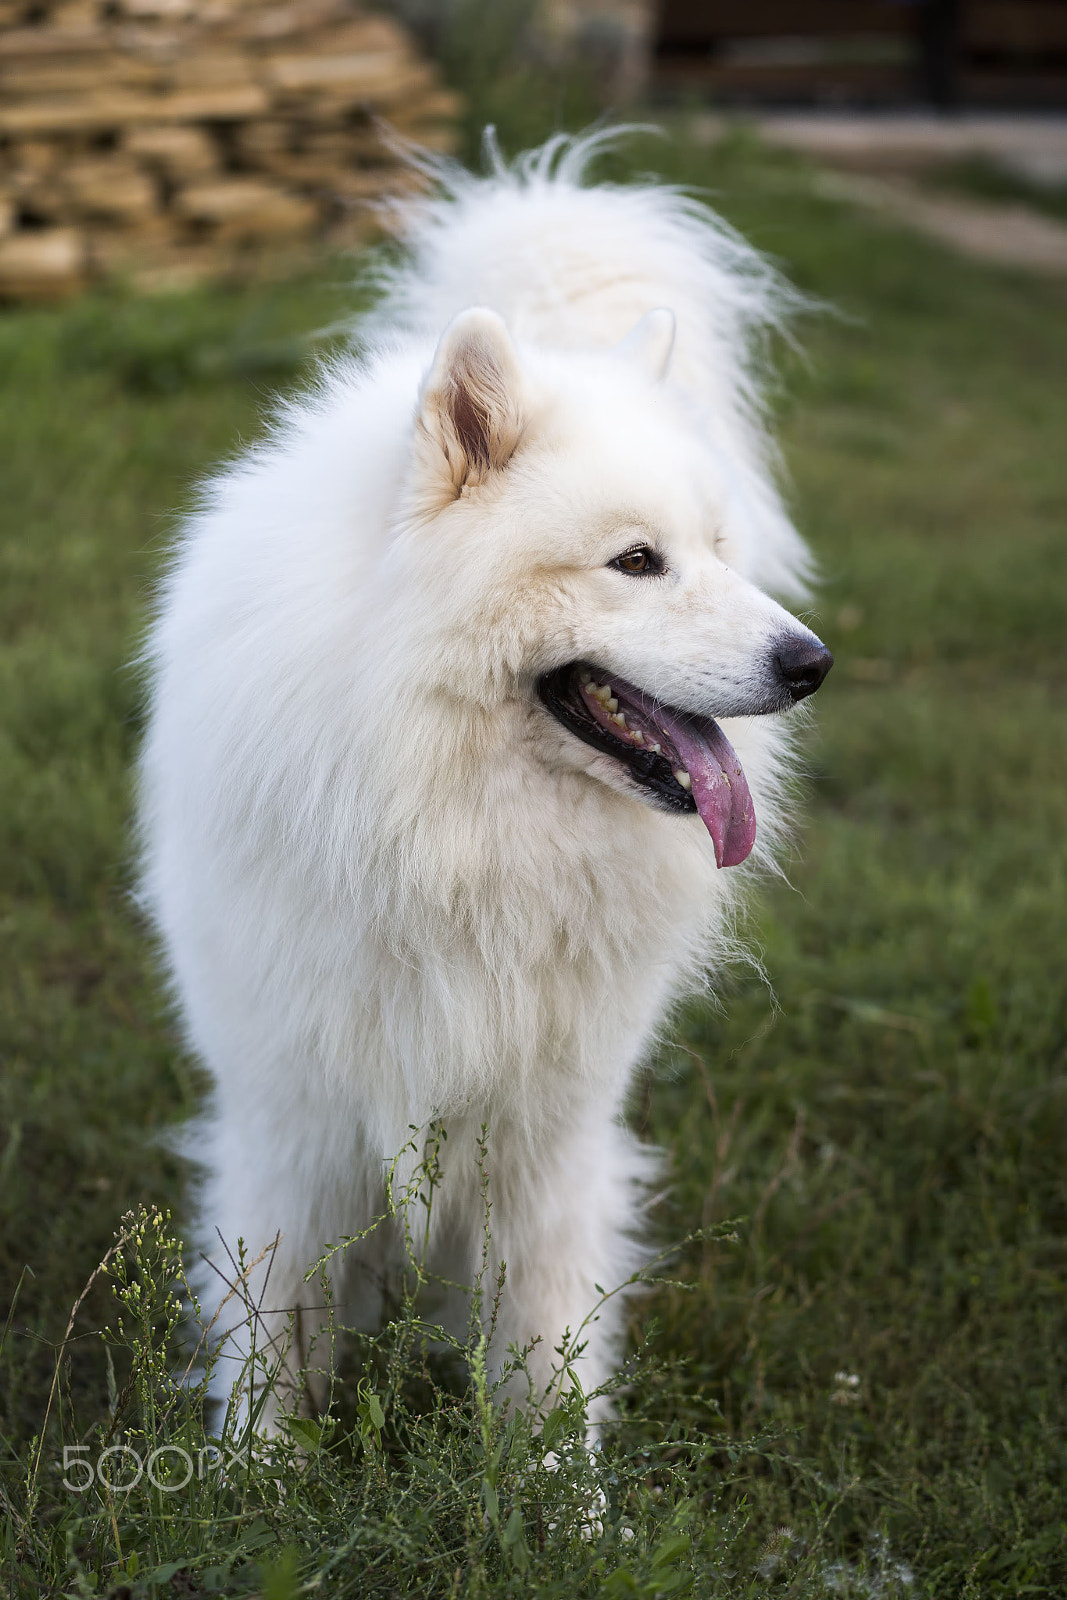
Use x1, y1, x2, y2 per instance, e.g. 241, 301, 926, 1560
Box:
537, 664, 756, 868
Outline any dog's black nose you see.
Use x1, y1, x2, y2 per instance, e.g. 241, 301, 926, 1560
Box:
775, 637, 834, 703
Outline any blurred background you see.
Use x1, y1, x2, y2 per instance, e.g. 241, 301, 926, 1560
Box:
2, 2, 1066, 1595
3, 0, 1067, 296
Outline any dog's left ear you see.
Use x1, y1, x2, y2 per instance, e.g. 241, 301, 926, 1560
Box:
416, 308, 525, 496
614, 308, 676, 383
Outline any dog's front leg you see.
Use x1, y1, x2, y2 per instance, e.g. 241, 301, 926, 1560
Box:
195, 1101, 387, 1437
477, 1113, 656, 1429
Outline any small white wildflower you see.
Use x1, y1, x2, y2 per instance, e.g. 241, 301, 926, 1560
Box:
831, 1371, 862, 1404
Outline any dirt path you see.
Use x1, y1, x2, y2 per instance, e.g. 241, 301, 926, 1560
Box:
750, 112, 1067, 276
813, 169, 1067, 275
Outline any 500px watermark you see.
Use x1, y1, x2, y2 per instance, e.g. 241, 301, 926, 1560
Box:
61, 1443, 246, 1493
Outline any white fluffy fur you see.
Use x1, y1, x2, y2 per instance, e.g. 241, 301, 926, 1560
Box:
138, 133, 820, 1427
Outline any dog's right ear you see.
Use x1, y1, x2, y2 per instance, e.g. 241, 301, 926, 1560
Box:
415, 308, 525, 499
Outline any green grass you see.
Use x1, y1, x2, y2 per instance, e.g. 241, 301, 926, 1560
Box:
2, 126, 1066, 1596
919, 154, 1067, 227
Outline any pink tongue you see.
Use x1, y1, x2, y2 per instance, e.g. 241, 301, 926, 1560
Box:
657, 714, 756, 869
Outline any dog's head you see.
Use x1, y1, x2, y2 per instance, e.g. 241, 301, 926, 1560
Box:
398, 307, 832, 869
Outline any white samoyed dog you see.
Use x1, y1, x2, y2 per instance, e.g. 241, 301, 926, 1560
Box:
138, 133, 832, 1429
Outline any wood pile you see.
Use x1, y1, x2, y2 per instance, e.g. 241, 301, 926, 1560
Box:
0, 0, 460, 299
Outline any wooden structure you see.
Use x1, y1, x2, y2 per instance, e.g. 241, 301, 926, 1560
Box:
653, 1, 1067, 109
0, 0, 460, 300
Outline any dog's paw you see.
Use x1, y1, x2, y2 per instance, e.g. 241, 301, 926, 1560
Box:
541, 1447, 608, 1541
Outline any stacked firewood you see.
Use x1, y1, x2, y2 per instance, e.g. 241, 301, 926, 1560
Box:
0, 0, 460, 299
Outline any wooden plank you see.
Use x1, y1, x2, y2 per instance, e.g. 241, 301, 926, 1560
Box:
297, 128, 370, 157
656, 0, 914, 42
656, 58, 911, 98
64, 157, 158, 220
961, 69, 1067, 104
174, 176, 319, 238
49, 0, 103, 25
315, 163, 424, 198
86, 214, 231, 270
966, 3, 1067, 53
156, 88, 270, 119
298, 61, 435, 114
0, 27, 111, 57
262, 48, 413, 95
232, 117, 293, 159
0, 83, 270, 134
243, 149, 425, 195
220, 0, 368, 44
0, 226, 86, 299
237, 8, 405, 51
119, 0, 205, 19
168, 50, 256, 88
124, 123, 219, 176
0, 57, 167, 94
249, 149, 380, 185
8, 138, 63, 174
6, 171, 68, 222
275, 16, 413, 54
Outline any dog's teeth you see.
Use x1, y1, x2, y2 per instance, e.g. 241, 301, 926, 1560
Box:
632, 729, 644, 744
579, 669, 592, 686
673, 768, 692, 790
605, 697, 618, 713
649, 741, 661, 754
592, 684, 611, 704
612, 711, 627, 728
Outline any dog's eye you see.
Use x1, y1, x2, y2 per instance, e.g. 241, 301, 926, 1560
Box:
610, 545, 662, 576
